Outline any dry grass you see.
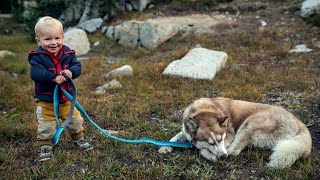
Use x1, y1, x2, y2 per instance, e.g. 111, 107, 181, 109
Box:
1, 0, 320, 179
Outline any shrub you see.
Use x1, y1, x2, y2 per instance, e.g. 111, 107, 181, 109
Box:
12, 0, 116, 40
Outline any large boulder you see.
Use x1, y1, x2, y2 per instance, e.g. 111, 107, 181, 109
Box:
78, 18, 103, 33
300, 0, 320, 17
106, 14, 229, 49
140, 20, 178, 49
113, 20, 142, 47
163, 48, 228, 80
107, 19, 178, 49
64, 28, 91, 56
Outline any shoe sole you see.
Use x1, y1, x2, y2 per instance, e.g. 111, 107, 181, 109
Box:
39, 157, 51, 162
84, 146, 94, 151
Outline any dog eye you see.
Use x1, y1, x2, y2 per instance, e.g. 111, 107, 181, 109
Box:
209, 141, 215, 145
208, 139, 215, 145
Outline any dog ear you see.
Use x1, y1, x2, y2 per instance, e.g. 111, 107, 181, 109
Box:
218, 116, 229, 127
185, 118, 198, 133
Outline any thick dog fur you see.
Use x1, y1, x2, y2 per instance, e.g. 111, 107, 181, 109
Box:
159, 97, 312, 168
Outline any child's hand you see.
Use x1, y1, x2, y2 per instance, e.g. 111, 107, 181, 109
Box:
53, 75, 67, 84
61, 70, 72, 79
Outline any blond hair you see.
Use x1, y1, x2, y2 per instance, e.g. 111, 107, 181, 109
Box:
34, 16, 63, 36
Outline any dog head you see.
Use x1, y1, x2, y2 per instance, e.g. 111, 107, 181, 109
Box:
183, 110, 229, 158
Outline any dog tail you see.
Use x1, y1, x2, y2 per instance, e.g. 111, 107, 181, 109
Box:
268, 127, 312, 168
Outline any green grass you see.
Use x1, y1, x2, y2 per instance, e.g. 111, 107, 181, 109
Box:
0, 34, 34, 73
1, 1, 320, 178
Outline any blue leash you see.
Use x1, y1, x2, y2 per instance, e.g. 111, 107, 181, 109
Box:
51, 78, 192, 148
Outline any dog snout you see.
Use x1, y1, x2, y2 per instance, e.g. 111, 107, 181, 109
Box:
218, 152, 228, 159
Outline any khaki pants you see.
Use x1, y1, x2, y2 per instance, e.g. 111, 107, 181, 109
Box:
35, 99, 84, 146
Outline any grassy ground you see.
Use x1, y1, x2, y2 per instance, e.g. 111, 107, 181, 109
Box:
1, 0, 320, 179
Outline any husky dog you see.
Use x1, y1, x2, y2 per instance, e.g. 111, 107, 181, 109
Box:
159, 97, 312, 168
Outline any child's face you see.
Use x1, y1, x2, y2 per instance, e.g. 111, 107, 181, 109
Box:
36, 26, 64, 55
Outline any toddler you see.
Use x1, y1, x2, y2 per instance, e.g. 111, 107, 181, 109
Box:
28, 16, 93, 162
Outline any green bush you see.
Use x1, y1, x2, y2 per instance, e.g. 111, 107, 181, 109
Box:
308, 14, 320, 27
12, 0, 116, 40
0, 0, 14, 13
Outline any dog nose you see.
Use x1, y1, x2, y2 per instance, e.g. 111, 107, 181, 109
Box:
219, 153, 228, 159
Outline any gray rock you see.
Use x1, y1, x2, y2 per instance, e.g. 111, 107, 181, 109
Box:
140, 20, 178, 49
58, 0, 84, 24
114, 20, 141, 47
64, 28, 91, 56
101, 26, 108, 33
289, 44, 313, 53
0, 50, 15, 59
163, 48, 228, 80
78, 18, 103, 33
105, 14, 229, 49
106, 65, 133, 79
300, 0, 320, 18
129, 0, 150, 12
95, 79, 123, 94
93, 41, 100, 47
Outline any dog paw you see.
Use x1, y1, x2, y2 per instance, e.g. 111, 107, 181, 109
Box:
158, 146, 173, 154
227, 148, 240, 156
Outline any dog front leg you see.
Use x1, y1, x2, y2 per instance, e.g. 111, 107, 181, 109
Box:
200, 149, 218, 162
227, 129, 251, 156
158, 131, 187, 154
